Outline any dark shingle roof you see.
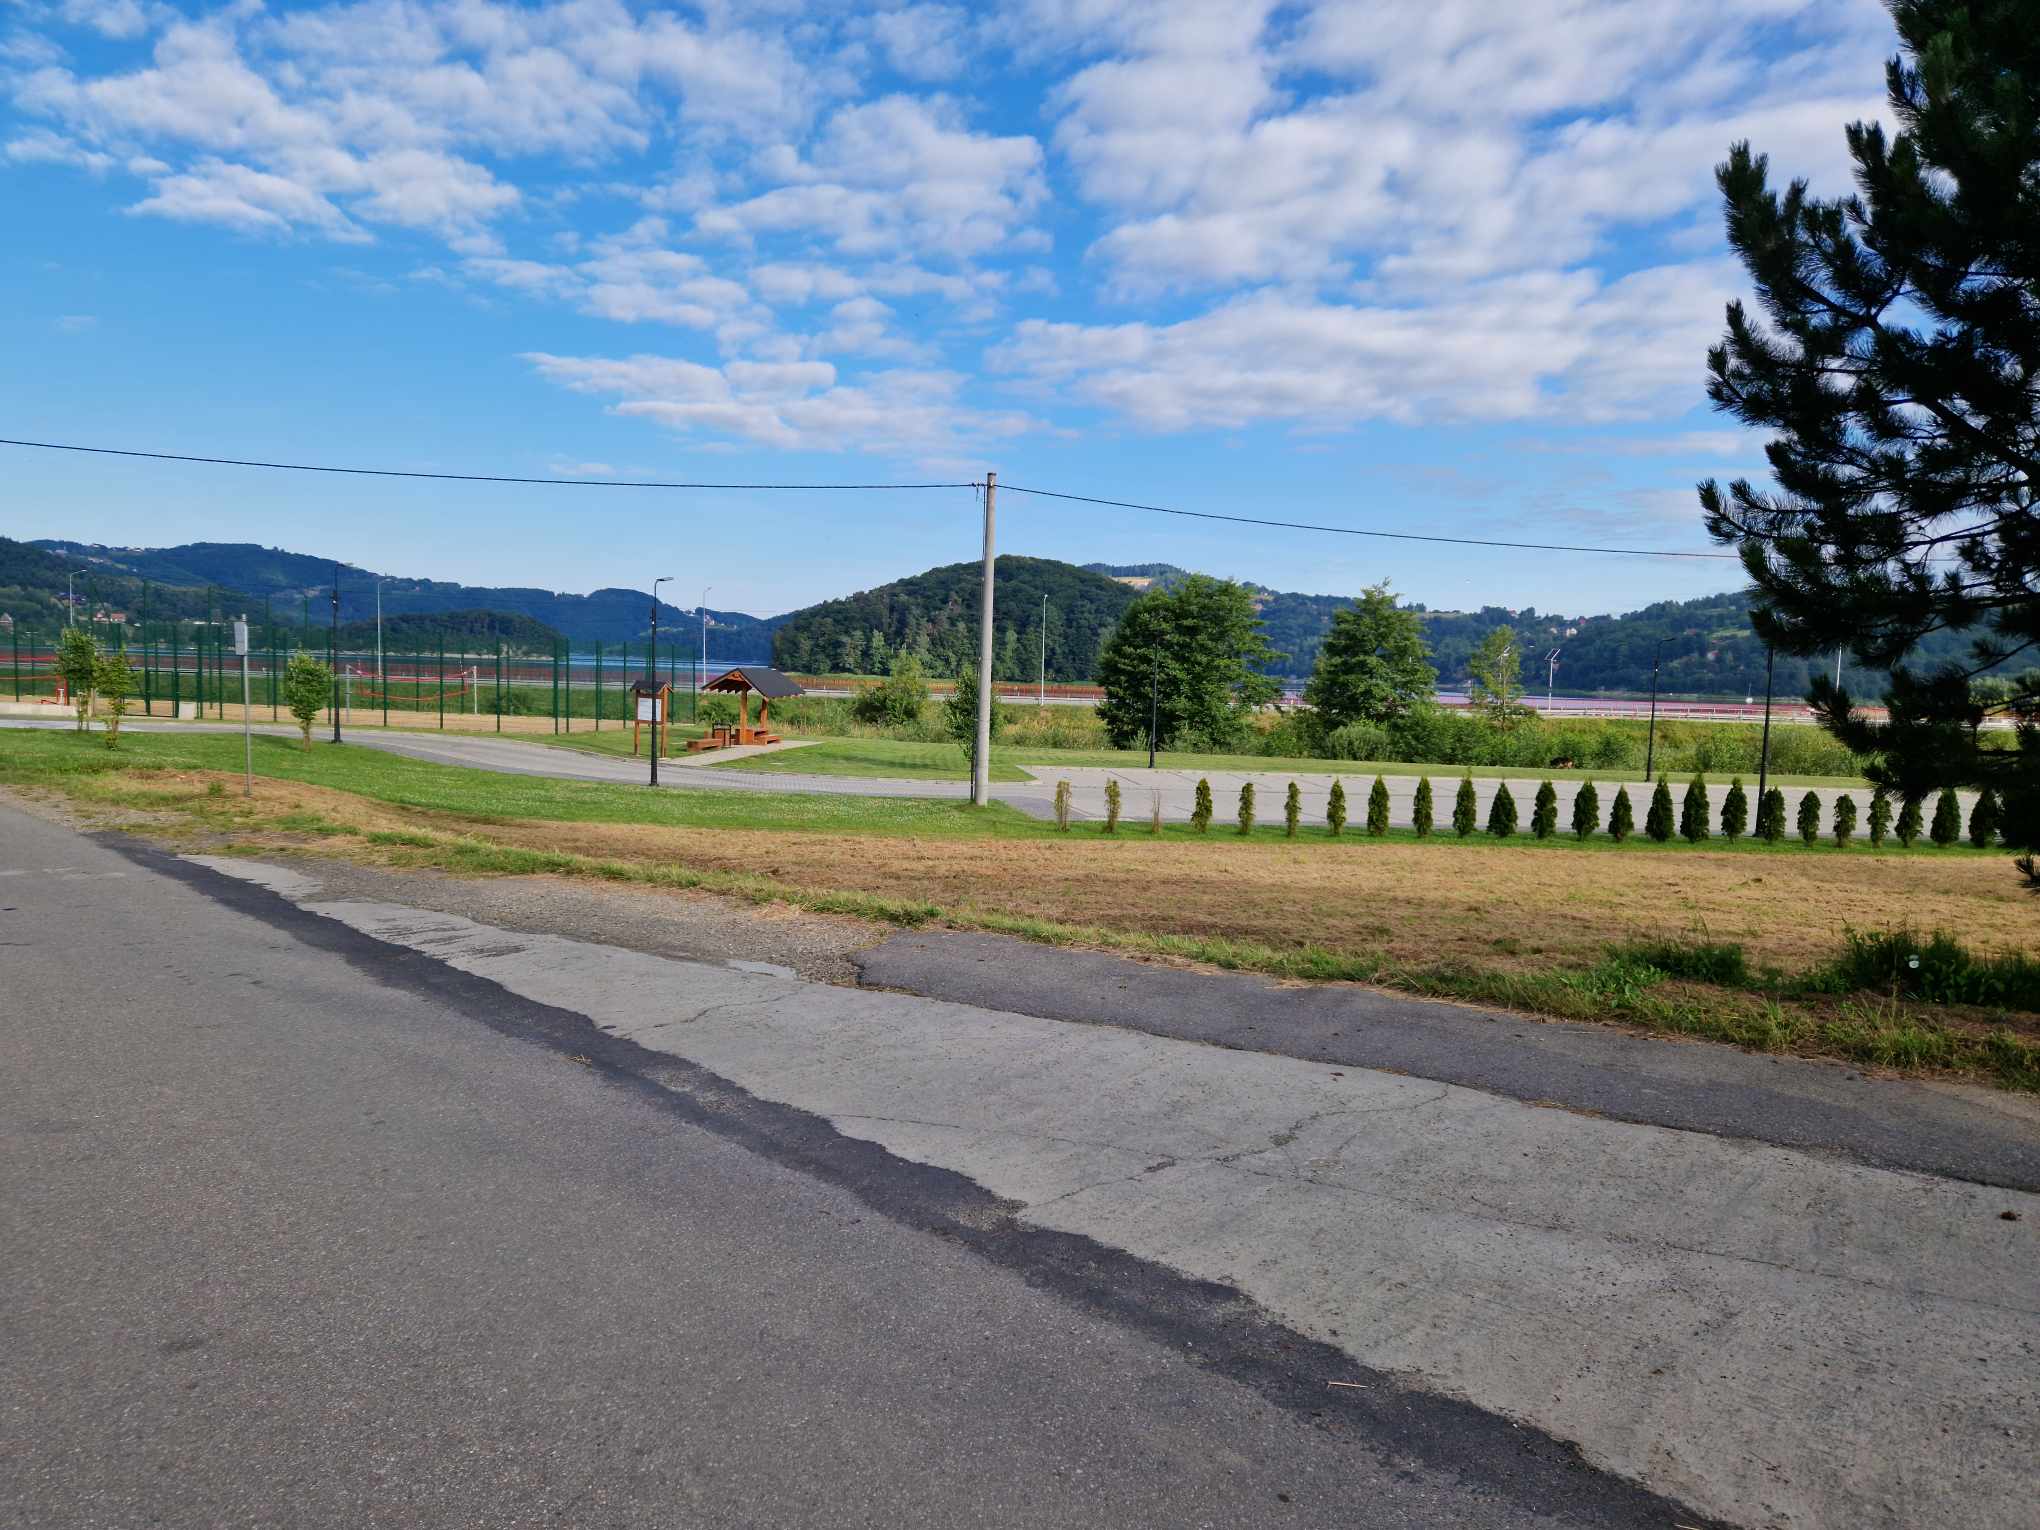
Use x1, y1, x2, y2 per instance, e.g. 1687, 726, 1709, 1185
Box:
703, 665, 804, 699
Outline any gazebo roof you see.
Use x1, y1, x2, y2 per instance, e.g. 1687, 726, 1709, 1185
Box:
703, 665, 804, 699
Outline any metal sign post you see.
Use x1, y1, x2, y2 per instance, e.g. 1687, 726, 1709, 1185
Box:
234, 616, 252, 797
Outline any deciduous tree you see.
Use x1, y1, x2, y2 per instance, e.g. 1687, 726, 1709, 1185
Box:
1096, 576, 1280, 751
1303, 583, 1436, 732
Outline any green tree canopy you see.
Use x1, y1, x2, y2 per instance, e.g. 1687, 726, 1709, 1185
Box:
1094, 575, 1280, 750
1303, 583, 1436, 731
1699, 0, 2040, 851
1465, 626, 1527, 729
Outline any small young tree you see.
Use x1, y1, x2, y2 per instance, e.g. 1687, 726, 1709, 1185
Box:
1237, 781, 1255, 836
56, 626, 99, 732
1412, 777, 1434, 836
1531, 780, 1557, 839
1868, 786, 1892, 847
1720, 778, 1749, 841
1896, 794, 1923, 847
1833, 793, 1858, 847
1284, 781, 1300, 838
1103, 778, 1122, 834
1930, 787, 1962, 847
1452, 774, 1478, 836
1646, 778, 1675, 842
1572, 780, 1600, 839
1798, 791, 1822, 847
1054, 779, 1072, 831
1486, 781, 1518, 837
1609, 786, 1635, 841
1192, 776, 1214, 833
1679, 775, 1710, 843
1757, 788, 1787, 843
281, 651, 333, 751
94, 649, 134, 748
1327, 778, 1347, 836
1366, 775, 1390, 836
1968, 787, 2001, 849
941, 661, 1004, 751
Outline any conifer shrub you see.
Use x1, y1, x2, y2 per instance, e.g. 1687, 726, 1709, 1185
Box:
1833, 793, 1857, 847
1896, 795, 1922, 847
1327, 778, 1346, 836
1103, 778, 1121, 834
1968, 787, 2000, 848
1486, 781, 1518, 837
1367, 775, 1390, 836
1930, 787, 1961, 846
1284, 781, 1300, 838
1452, 774, 1478, 837
1412, 777, 1434, 837
1531, 780, 1557, 838
1237, 781, 1255, 836
1571, 780, 1599, 838
1757, 787, 1787, 843
1679, 774, 1710, 843
1720, 777, 1748, 841
1645, 778, 1675, 842
1608, 786, 1634, 841
1798, 791, 1822, 846
1868, 786, 1891, 847
1192, 777, 1213, 833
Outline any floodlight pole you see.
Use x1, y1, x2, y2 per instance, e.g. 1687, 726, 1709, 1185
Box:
1757, 644, 1775, 809
651, 576, 673, 787
1643, 641, 1661, 778
1546, 647, 1561, 713
330, 564, 342, 744
971, 473, 996, 806
696, 584, 713, 721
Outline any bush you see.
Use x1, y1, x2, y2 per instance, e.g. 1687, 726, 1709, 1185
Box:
1453, 774, 1477, 836
1833, 793, 1857, 847
281, 651, 333, 750
1930, 787, 1961, 846
1751, 787, 1781, 843
1054, 779, 1072, 832
1412, 777, 1434, 836
1868, 786, 1892, 847
57, 627, 99, 732
1104, 778, 1121, 834
1571, 780, 1599, 838
1532, 780, 1557, 838
1192, 777, 1213, 833
1611, 938, 1750, 986
1320, 720, 1395, 762
1608, 786, 1634, 841
1367, 775, 1390, 836
852, 655, 932, 728
94, 649, 134, 747
697, 693, 739, 728
1968, 786, 2001, 848
1327, 778, 1346, 835
1237, 781, 1256, 836
1284, 781, 1300, 837
1679, 775, 1710, 843
1896, 795, 1923, 847
1486, 782, 1518, 837
1797, 791, 1822, 846
1645, 778, 1675, 842
1720, 777, 1748, 841
1826, 926, 2040, 1011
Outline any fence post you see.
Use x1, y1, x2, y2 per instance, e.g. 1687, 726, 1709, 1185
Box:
551, 642, 560, 734
12, 623, 19, 701
170, 626, 180, 717
594, 640, 603, 731
438, 639, 446, 730
495, 640, 503, 733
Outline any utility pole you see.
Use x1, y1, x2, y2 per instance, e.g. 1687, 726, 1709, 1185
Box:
330, 564, 342, 744
697, 584, 713, 721
651, 577, 673, 787
971, 473, 996, 807
1039, 591, 1047, 708
1545, 647, 1561, 713
1643, 641, 1661, 779
1757, 644, 1776, 810
236, 615, 252, 797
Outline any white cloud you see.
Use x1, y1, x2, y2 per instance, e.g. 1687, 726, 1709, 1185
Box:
131, 158, 367, 239
861, 5, 971, 81
524, 349, 1032, 456
5, 127, 115, 172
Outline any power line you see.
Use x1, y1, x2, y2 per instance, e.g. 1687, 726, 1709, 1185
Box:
998, 483, 1739, 560
0, 437, 972, 491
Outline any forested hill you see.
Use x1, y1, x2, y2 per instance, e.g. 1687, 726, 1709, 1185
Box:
28, 539, 774, 650
772, 556, 1138, 681
331, 610, 566, 654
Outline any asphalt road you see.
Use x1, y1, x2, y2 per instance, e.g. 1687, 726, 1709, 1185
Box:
2, 802, 1703, 1530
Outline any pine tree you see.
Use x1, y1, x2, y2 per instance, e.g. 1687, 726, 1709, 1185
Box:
1104, 778, 1121, 835
1412, 777, 1434, 837
1572, 780, 1600, 839
1486, 782, 1518, 837
1968, 787, 2001, 848
1366, 775, 1390, 836
1284, 781, 1300, 838
1646, 778, 1675, 842
1327, 779, 1346, 836
1192, 777, 1213, 833
1720, 777, 1749, 841
1680, 775, 1711, 843
1452, 775, 1478, 837
1868, 786, 1892, 846
1237, 781, 1256, 836
1699, 3, 2040, 868
1798, 791, 1822, 846
1896, 794, 1923, 847
1757, 787, 1787, 843
1609, 786, 1635, 841
1532, 780, 1558, 839
1833, 793, 1858, 847
1930, 787, 1961, 846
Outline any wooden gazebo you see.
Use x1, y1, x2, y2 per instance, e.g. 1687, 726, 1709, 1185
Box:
688, 666, 804, 751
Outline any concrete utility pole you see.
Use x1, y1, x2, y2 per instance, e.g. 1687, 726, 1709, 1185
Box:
376, 580, 385, 683
1644, 641, 1662, 779
972, 473, 997, 806
330, 564, 342, 745
697, 585, 713, 721
651, 577, 673, 788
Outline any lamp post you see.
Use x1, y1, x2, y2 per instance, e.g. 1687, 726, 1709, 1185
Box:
1039, 592, 1048, 708
376, 579, 385, 684
696, 584, 713, 722
330, 563, 342, 744
1643, 641, 1662, 779
650, 576, 673, 787
1545, 647, 1561, 713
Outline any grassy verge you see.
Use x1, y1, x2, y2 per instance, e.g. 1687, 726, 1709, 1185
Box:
6, 727, 2034, 1091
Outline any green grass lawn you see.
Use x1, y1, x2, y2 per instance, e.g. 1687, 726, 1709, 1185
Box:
708, 738, 1033, 782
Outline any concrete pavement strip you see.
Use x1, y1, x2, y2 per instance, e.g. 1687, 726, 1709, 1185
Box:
171, 849, 2040, 1530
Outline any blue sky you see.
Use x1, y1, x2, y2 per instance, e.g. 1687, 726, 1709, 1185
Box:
2, 0, 1897, 617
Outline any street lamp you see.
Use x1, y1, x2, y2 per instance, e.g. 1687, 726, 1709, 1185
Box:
376, 579, 385, 683
695, 583, 713, 722
1545, 647, 1561, 713
1644, 641, 1662, 779
1039, 592, 1048, 708
329, 563, 342, 744
650, 576, 674, 787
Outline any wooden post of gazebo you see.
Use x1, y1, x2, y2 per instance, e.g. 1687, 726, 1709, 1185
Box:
688, 666, 804, 751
